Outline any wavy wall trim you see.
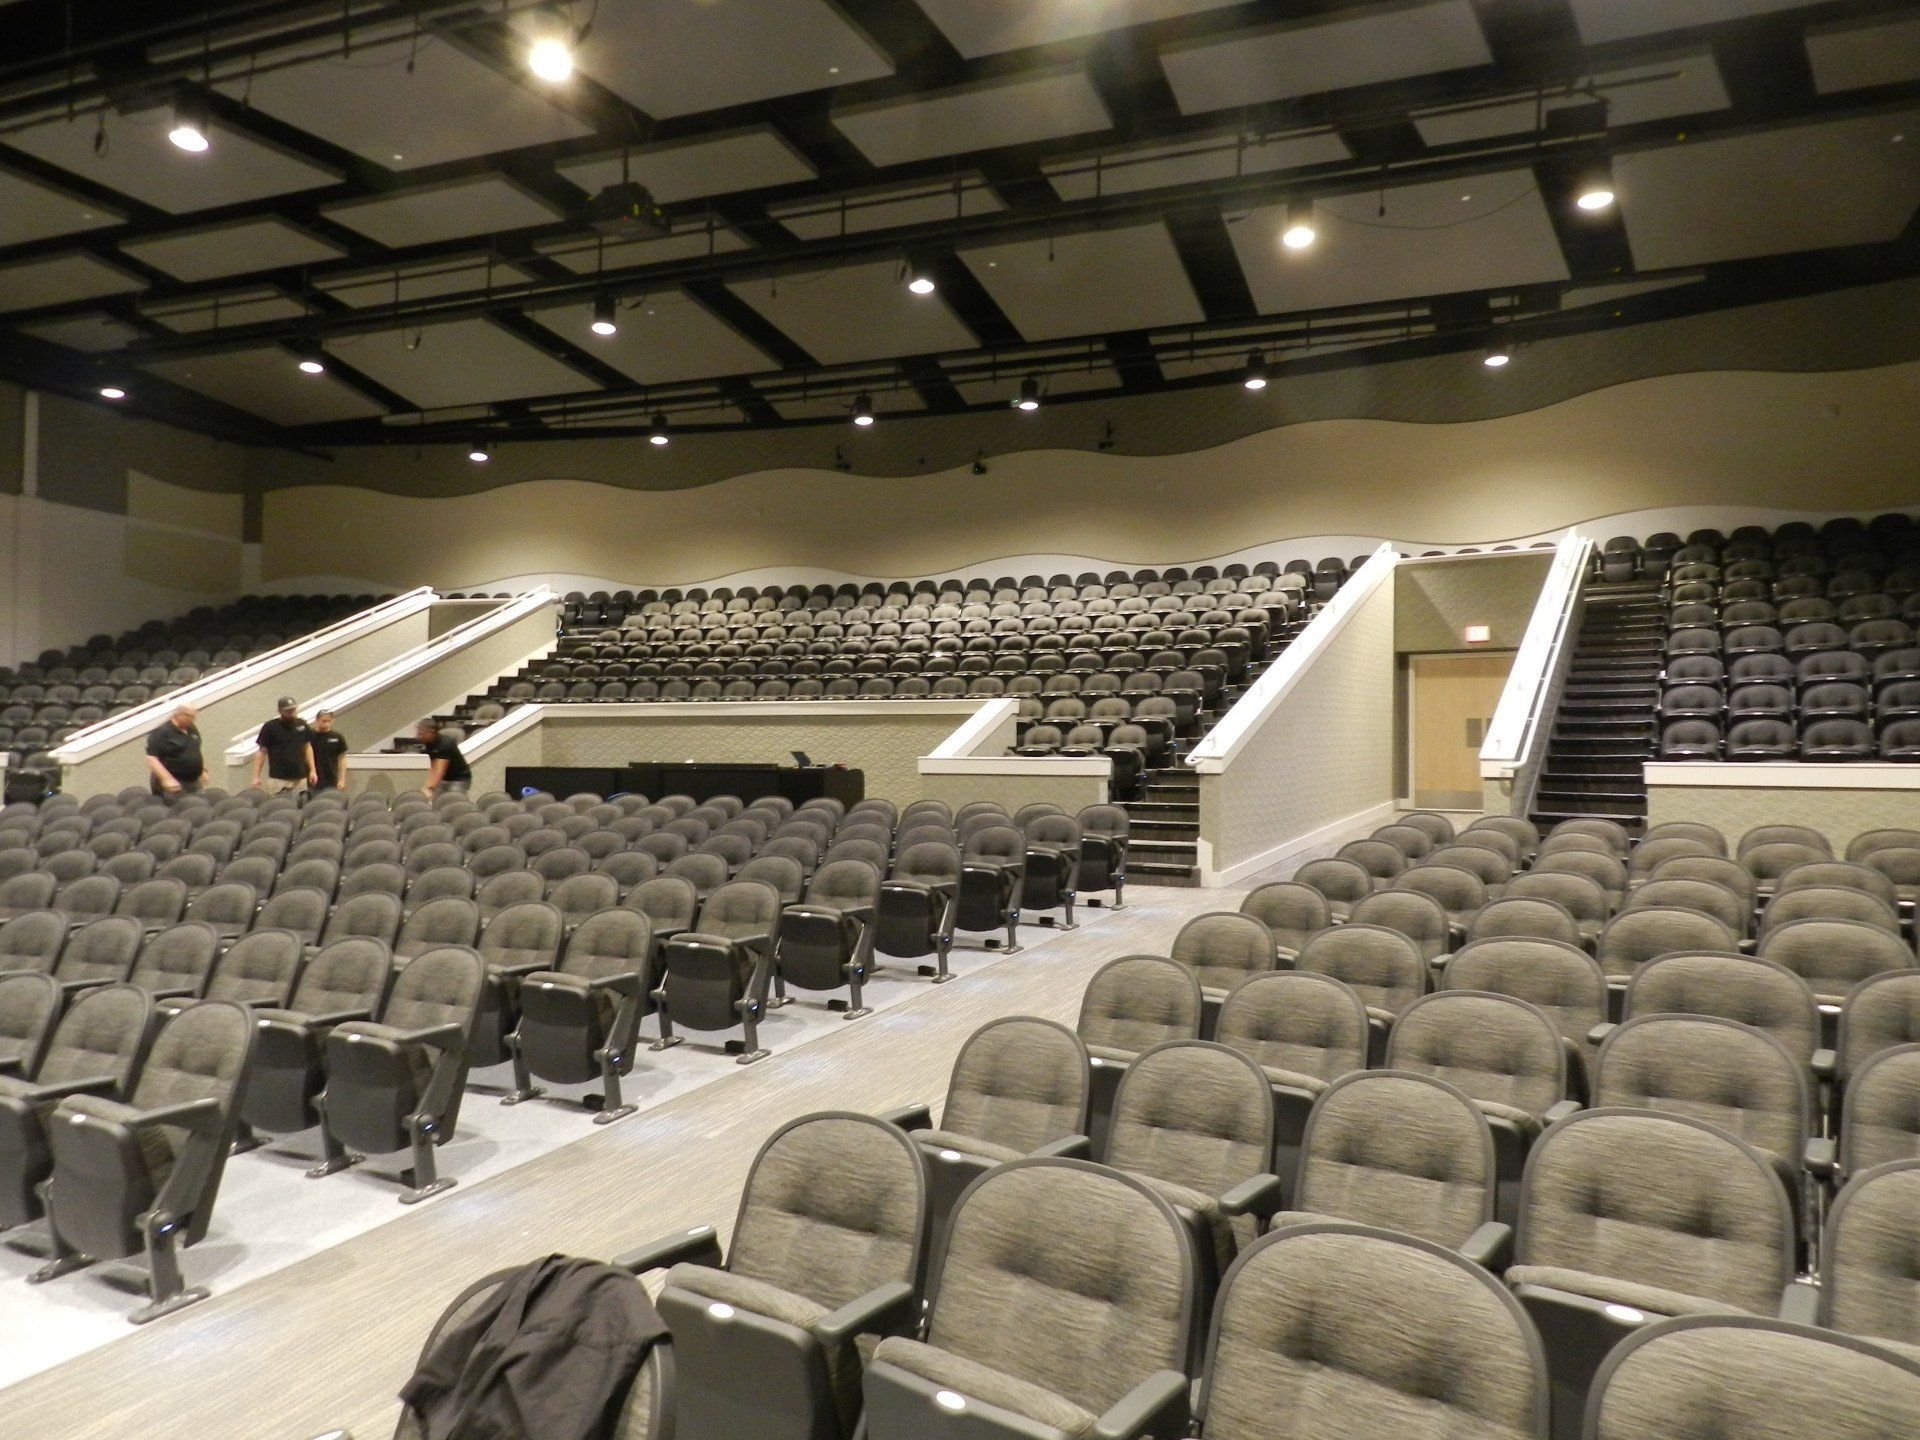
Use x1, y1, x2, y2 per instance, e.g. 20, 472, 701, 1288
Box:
263, 362, 1920, 591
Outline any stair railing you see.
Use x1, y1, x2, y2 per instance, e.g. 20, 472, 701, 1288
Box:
1479, 532, 1592, 814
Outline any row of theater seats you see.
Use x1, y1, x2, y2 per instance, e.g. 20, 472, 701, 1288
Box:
1594, 512, 1919, 583
0, 593, 381, 770
0, 784, 1131, 1320
1612, 519, 1920, 760
385, 1035, 1920, 1440
556, 559, 1367, 630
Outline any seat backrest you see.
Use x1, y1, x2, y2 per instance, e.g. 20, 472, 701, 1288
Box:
940, 1016, 1089, 1151
692, 880, 781, 939
1077, 955, 1202, 1059
1840, 1043, 1920, 1174
323, 890, 402, 945
1759, 918, 1915, 1003
1585, 1316, 1920, 1440
1292, 858, 1372, 906
1201, 1222, 1548, 1440
1625, 879, 1748, 937
0, 908, 67, 971
924, 1159, 1193, 1420
0, 972, 59, 1073
128, 922, 222, 994
1106, 1040, 1274, 1198
1464, 895, 1582, 948
1170, 911, 1276, 995
1597, 907, 1739, 981
1391, 864, 1488, 914
801, 858, 879, 911
1821, 1159, 1920, 1349
1738, 823, 1832, 857
561, 909, 651, 978
726, 1112, 927, 1309
289, 937, 393, 1017
1295, 924, 1425, 1019
1595, 1015, 1809, 1162
736, 856, 805, 906
1624, 953, 1819, 1065
1214, 972, 1370, 1089
1385, 991, 1566, 1119
401, 896, 482, 947
33, 982, 151, 1089
1515, 1109, 1793, 1313
129, 999, 253, 1121
1349, 889, 1450, 960
626, 876, 699, 932
481, 901, 565, 960
1295, 1072, 1495, 1247
206, 929, 303, 1007
57, 915, 143, 981
380, 945, 484, 1034
1838, 971, 1920, 1083
1238, 882, 1330, 954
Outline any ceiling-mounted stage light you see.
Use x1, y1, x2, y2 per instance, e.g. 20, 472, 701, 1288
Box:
852, 392, 875, 426
907, 269, 936, 295
1242, 349, 1269, 390
1574, 167, 1616, 211
168, 90, 211, 153
1483, 347, 1511, 369
528, 34, 574, 83
649, 413, 670, 446
99, 385, 126, 400
295, 341, 326, 375
590, 294, 618, 336
1014, 376, 1041, 411
1281, 198, 1316, 250
468, 439, 491, 463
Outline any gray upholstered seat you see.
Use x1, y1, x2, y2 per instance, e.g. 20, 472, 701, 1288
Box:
1583, 1315, 1920, 1440
0, 908, 67, 974
394, 896, 481, 963
1238, 882, 1328, 962
1760, 885, 1901, 938
642, 1112, 928, 1440
506, 907, 654, 1122
1073, 804, 1128, 906
127, 922, 221, 1001
1596, 909, 1738, 991
654, 881, 782, 1063
863, 1159, 1194, 1440
1171, 912, 1277, 1032
1294, 923, 1425, 1050
1622, 879, 1749, 940
1292, 858, 1372, 923
1195, 1221, 1549, 1440
1391, 864, 1489, 934
1020, 815, 1082, 923
239, 936, 394, 1147
1838, 1043, 1920, 1177
1464, 896, 1584, 950
1076, 955, 1203, 1147
771, 858, 881, 1016
624, 875, 698, 948
37, 999, 254, 1321
1760, 918, 1916, 1007
1274, 1070, 1500, 1255
1618, 953, 1820, 1068
873, 842, 960, 982
1350, 889, 1450, 962
0, 971, 58, 1076
1819, 1158, 1920, 1352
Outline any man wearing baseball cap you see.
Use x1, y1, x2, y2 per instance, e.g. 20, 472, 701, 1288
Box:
252, 696, 316, 795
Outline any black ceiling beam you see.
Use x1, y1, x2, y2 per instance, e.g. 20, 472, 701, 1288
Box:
1467, 0, 1586, 78
1107, 330, 1163, 390
717, 376, 780, 427
1533, 151, 1636, 282
1161, 207, 1258, 321
826, 0, 972, 89
1713, 15, 1822, 120
681, 282, 816, 371
299, 346, 413, 414
909, 250, 1022, 348
483, 309, 626, 393
899, 354, 966, 413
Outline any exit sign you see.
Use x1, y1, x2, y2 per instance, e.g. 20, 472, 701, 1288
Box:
1463, 625, 1491, 644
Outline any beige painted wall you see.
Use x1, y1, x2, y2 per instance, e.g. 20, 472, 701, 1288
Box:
1645, 778, 1920, 854
262, 361, 1920, 590
919, 769, 1109, 816
1394, 553, 1554, 654
1199, 569, 1399, 877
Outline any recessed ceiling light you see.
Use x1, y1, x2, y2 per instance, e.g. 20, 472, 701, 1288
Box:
852, 392, 875, 426
591, 294, 618, 336
649, 413, 670, 446
1014, 377, 1041, 411
168, 91, 211, 153
528, 35, 573, 83
1281, 198, 1316, 250
99, 386, 126, 400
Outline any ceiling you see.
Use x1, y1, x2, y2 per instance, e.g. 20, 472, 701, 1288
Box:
0, 0, 1915, 451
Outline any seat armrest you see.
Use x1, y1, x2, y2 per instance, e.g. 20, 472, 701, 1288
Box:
377, 1020, 465, 1050
1090, 1368, 1190, 1440
585, 971, 643, 994
114, 1096, 222, 1133
1459, 1221, 1513, 1272
1779, 1278, 1820, 1326
1217, 1172, 1285, 1221
1542, 1099, 1582, 1126
613, 1224, 724, 1275
1811, 1048, 1836, 1081
302, 1006, 376, 1029
146, 985, 199, 1001
1804, 1136, 1839, 1179
1587, 1022, 1616, 1046
18, 1073, 120, 1103
814, 1280, 917, 1347
877, 1102, 933, 1131
486, 959, 550, 979
1031, 1133, 1092, 1160
0, 1056, 22, 1076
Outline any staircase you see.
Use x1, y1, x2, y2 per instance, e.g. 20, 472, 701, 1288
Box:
1527, 579, 1665, 834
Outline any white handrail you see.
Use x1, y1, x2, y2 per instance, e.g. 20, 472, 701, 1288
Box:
1186, 543, 1399, 773
1480, 532, 1591, 776
48, 587, 437, 765
217, 588, 553, 762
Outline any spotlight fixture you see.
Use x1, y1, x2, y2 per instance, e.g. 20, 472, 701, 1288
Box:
295, 341, 326, 375
906, 270, 936, 296
1573, 163, 1616, 212
1281, 198, 1316, 250
1014, 377, 1041, 411
1483, 348, 1511, 369
852, 392, 875, 426
468, 439, 491, 463
99, 385, 126, 400
167, 90, 211, 154
528, 35, 574, 83
590, 294, 618, 336
1242, 349, 1269, 391
649, 413, 670, 446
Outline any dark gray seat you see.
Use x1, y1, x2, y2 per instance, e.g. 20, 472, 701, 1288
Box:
395, 896, 482, 963
955, 826, 1026, 952
0, 908, 68, 975
873, 842, 960, 983
653, 881, 782, 1064
772, 859, 881, 1018
1020, 815, 1082, 924
505, 908, 653, 1123
238, 937, 394, 1149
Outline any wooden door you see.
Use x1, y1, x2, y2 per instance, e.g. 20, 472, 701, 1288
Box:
1410, 652, 1515, 810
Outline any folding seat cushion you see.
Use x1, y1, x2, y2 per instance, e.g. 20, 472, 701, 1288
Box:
1195, 1223, 1548, 1440
1759, 918, 1915, 1007
1272, 1071, 1499, 1253
1818, 1159, 1920, 1351
1237, 882, 1328, 961
1508, 1110, 1793, 1319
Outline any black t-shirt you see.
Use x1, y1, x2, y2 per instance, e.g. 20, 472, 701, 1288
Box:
310, 730, 349, 788
255, 716, 313, 779
146, 721, 203, 782
425, 734, 471, 784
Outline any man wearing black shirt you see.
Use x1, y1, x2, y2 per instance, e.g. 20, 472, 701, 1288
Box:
416, 719, 472, 796
145, 704, 206, 798
252, 696, 315, 794
309, 709, 350, 792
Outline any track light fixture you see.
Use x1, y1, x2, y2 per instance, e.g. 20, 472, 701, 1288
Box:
1574, 163, 1616, 212
1483, 347, 1511, 369
649, 413, 670, 446
295, 341, 326, 375
1281, 198, 1316, 250
1014, 377, 1041, 411
590, 294, 618, 336
468, 439, 491, 463
907, 269, 936, 295
1242, 350, 1269, 390
99, 385, 126, 400
852, 392, 875, 426
168, 90, 211, 154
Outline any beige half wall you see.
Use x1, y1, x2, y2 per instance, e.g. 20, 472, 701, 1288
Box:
1645, 763, 1920, 855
